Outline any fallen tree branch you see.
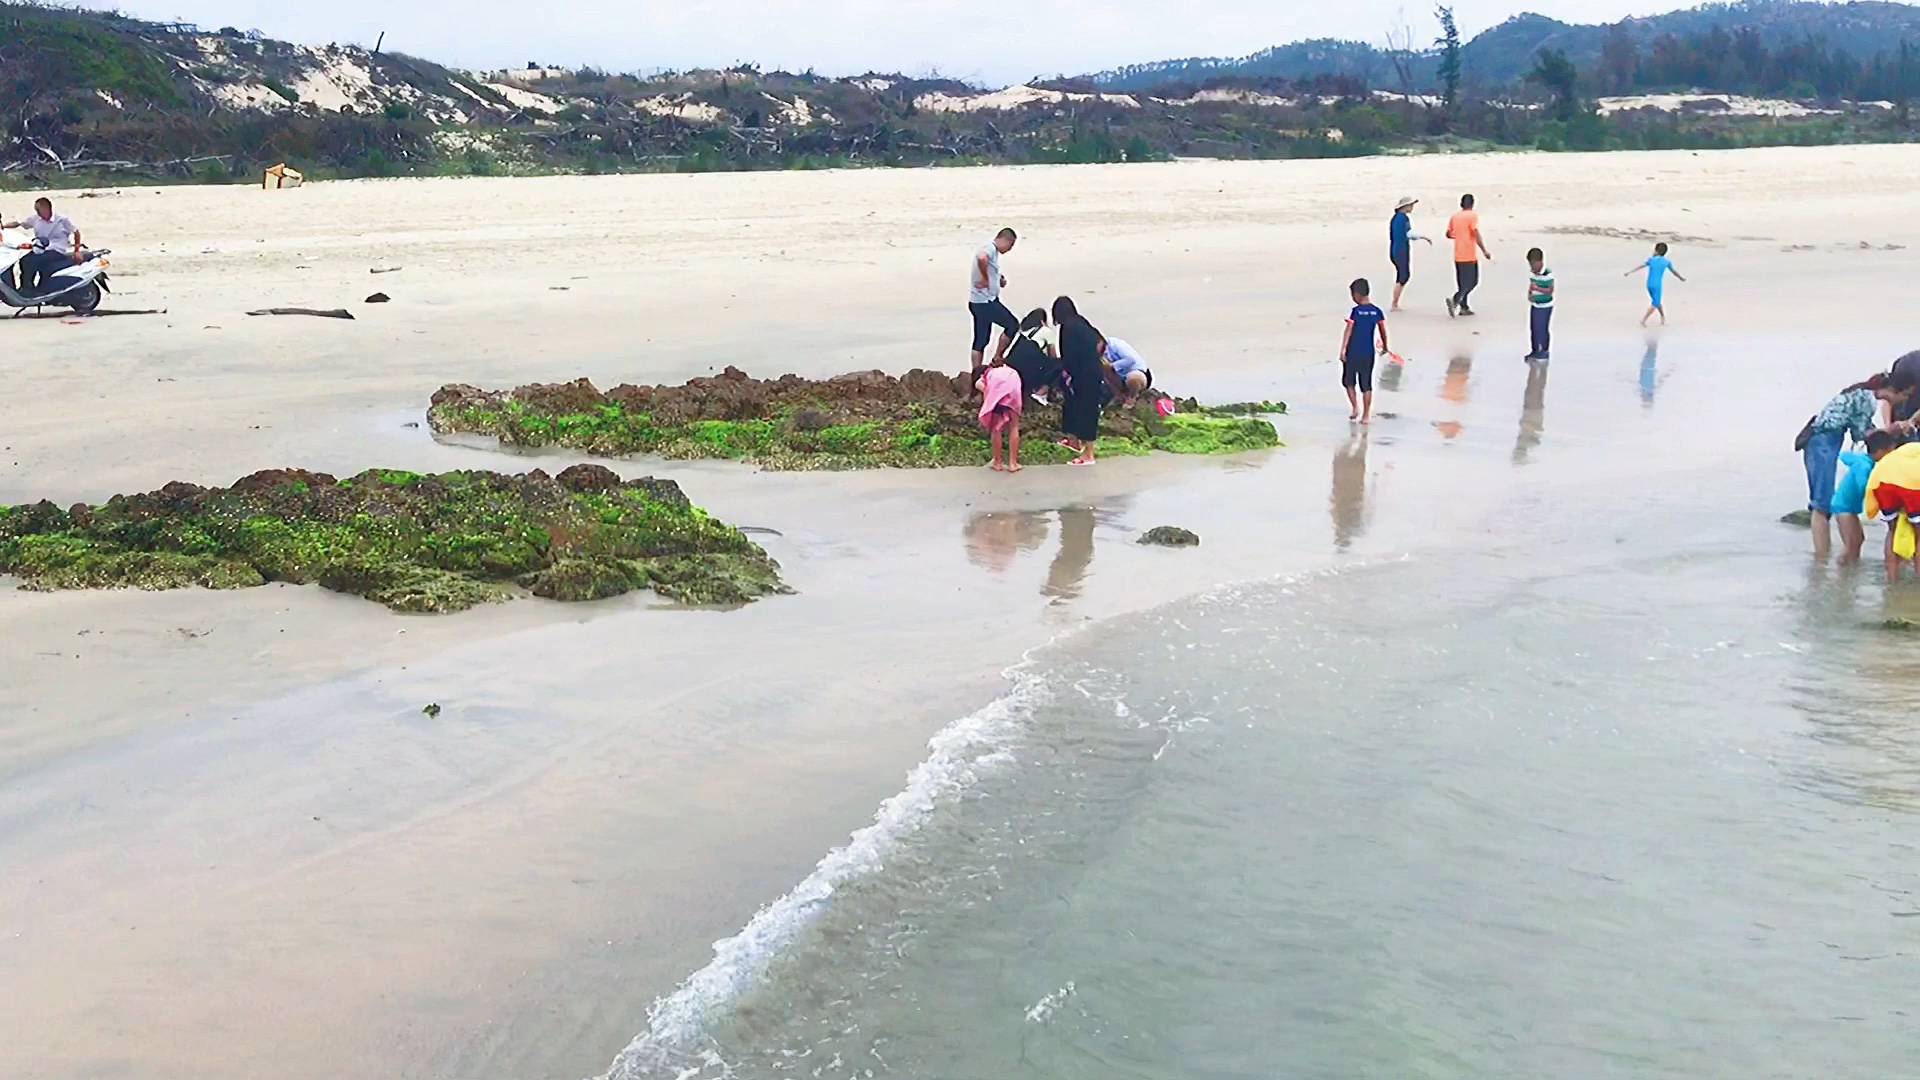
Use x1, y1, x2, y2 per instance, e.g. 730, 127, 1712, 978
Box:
246, 307, 356, 320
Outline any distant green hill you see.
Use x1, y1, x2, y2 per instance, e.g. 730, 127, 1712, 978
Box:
0, 0, 1912, 186
1093, 1, 1920, 89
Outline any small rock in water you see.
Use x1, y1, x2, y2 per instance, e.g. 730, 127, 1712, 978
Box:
1139, 526, 1200, 547
1881, 618, 1918, 632
1780, 509, 1812, 527
365, 292, 390, 303
422, 703, 442, 718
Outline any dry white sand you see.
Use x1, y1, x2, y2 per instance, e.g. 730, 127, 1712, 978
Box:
3, 145, 1919, 1079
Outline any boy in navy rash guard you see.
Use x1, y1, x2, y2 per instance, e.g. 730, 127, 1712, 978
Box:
1339, 277, 1389, 423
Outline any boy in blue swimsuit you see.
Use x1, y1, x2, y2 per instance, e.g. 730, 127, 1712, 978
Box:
1626, 242, 1686, 326
1338, 278, 1389, 423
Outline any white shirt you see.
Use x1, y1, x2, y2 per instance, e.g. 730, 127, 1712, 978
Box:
20, 211, 77, 257
969, 241, 1001, 305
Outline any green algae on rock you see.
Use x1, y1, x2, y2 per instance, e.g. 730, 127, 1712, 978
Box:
427, 367, 1282, 470
1138, 526, 1201, 547
0, 464, 786, 613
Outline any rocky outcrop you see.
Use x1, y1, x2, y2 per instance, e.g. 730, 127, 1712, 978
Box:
0, 467, 786, 612
428, 367, 1282, 470
1138, 526, 1201, 547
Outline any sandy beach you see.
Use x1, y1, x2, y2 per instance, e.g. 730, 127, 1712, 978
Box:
4, 145, 1920, 1079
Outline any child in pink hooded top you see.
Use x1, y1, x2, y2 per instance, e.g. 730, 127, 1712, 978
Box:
977, 363, 1024, 472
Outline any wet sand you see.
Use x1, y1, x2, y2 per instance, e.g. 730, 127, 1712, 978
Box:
3, 145, 1920, 1078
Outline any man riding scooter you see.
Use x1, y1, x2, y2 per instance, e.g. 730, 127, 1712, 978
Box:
2, 197, 80, 296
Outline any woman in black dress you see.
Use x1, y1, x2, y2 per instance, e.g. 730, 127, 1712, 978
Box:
1052, 295, 1103, 466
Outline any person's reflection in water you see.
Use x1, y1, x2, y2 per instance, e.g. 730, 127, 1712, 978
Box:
963, 510, 1051, 574
1513, 360, 1550, 464
1640, 335, 1660, 407
1440, 352, 1473, 404
1045, 506, 1097, 602
1330, 429, 1372, 550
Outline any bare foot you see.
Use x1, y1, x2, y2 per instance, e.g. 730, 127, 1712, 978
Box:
1008, 463, 1023, 473
1349, 410, 1360, 421
989, 461, 1005, 471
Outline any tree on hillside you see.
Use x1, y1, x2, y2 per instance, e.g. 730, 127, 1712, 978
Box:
1435, 5, 1462, 120
1528, 47, 1582, 122
1899, 39, 1917, 125
1384, 14, 1420, 98
1599, 21, 1639, 94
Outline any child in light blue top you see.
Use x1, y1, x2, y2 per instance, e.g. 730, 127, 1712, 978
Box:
1831, 435, 1898, 563
1626, 241, 1686, 326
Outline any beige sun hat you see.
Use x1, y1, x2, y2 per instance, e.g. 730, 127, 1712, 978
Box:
1395, 194, 1419, 210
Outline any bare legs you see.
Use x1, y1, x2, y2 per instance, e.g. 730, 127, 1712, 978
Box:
988, 421, 1024, 472
1811, 509, 1833, 561
1345, 387, 1373, 423
1837, 513, 1866, 564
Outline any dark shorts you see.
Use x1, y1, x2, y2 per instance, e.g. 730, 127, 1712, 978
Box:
1391, 250, 1411, 286
1341, 352, 1376, 393
968, 300, 1018, 352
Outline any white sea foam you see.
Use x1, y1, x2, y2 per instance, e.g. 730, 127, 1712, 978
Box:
1023, 980, 1076, 1023
596, 659, 1056, 1080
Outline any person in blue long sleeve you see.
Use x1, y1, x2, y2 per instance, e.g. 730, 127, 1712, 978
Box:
1388, 195, 1429, 311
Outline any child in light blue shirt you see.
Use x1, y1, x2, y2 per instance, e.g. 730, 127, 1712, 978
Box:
1627, 242, 1686, 326
1831, 434, 1896, 563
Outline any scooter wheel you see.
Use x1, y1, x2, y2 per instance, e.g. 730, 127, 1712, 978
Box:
66, 282, 101, 314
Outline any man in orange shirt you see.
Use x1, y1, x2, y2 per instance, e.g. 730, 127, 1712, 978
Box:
1445, 193, 1494, 317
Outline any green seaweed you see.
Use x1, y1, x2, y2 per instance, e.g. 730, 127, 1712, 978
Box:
428, 375, 1282, 471
0, 466, 786, 613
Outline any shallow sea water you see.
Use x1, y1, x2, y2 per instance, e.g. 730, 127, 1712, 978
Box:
604, 450, 1920, 1079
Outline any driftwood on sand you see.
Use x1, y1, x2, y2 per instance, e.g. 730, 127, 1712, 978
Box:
246, 307, 356, 320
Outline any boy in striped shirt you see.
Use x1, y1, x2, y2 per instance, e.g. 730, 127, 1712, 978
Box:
1525, 247, 1554, 362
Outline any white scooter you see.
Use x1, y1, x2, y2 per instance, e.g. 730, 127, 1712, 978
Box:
0, 229, 111, 315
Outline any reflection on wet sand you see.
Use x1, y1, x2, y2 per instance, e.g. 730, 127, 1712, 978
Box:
1377, 356, 1405, 393
1440, 352, 1474, 404
1046, 506, 1098, 601
964, 504, 1128, 603
1330, 430, 1372, 550
1640, 336, 1661, 407
963, 510, 1052, 574
1514, 360, 1550, 464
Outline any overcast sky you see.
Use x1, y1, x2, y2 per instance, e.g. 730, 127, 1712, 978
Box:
83, 1, 1665, 86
